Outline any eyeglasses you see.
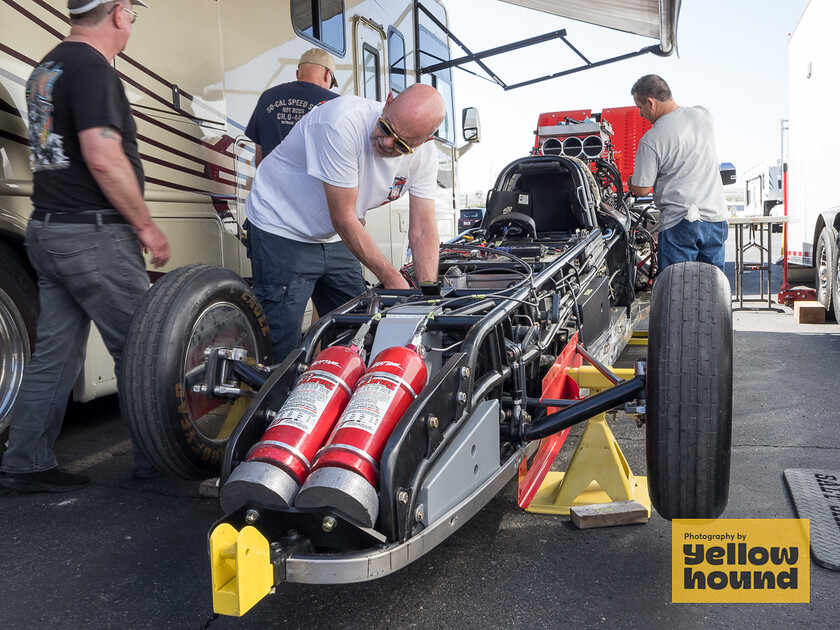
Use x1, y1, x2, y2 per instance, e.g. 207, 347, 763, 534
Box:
376, 116, 414, 155
108, 3, 138, 24
123, 6, 138, 23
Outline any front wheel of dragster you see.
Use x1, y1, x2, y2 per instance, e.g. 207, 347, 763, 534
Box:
120, 265, 273, 479
646, 262, 732, 519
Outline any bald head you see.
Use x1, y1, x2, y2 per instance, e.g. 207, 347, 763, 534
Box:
370, 84, 445, 158
388, 84, 446, 141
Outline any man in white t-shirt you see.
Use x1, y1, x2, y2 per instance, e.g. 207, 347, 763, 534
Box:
245, 83, 445, 361
628, 74, 728, 273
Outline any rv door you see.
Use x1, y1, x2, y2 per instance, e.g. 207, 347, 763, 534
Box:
352, 17, 403, 281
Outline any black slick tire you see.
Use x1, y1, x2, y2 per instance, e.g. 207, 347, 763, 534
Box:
120, 265, 272, 479
646, 262, 733, 520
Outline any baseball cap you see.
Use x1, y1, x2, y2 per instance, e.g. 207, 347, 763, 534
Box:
299, 48, 338, 88
68, 0, 149, 15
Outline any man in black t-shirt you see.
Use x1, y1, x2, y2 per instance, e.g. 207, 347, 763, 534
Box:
0, 0, 170, 494
245, 48, 340, 165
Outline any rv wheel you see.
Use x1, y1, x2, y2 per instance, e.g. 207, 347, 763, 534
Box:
815, 226, 836, 314
0, 241, 39, 446
120, 265, 272, 479
646, 262, 732, 519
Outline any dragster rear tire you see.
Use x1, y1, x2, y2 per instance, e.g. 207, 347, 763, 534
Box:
646, 262, 732, 520
120, 265, 273, 479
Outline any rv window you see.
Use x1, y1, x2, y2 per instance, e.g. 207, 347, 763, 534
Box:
418, 26, 454, 144
291, 0, 346, 56
363, 44, 380, 100
388, 28, 406, 94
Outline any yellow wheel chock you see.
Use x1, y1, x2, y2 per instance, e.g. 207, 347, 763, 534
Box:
210, 523, 274, 617
526, 365, 651, 516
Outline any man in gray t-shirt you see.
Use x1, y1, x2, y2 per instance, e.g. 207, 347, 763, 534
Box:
628, 74, 728, 272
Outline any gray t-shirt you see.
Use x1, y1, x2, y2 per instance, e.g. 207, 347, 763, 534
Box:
631, 106, 728, 232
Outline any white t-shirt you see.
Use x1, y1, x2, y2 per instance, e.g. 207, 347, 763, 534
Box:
246, 95, 439, 243
631, 106, 728, 232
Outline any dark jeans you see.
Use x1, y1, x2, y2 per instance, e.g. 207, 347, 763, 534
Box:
246, 223, 366, 362
0, 216, 149, 473
658, 219, 729, 273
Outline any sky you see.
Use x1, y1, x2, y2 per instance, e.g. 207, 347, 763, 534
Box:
444, 0, 808, 200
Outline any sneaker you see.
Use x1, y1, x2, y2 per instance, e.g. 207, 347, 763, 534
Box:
0, 467, 90, 493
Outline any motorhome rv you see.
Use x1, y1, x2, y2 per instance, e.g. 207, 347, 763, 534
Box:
0, 0, 477, 436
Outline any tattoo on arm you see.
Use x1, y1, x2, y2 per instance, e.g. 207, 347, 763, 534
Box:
99, 127, 120, 141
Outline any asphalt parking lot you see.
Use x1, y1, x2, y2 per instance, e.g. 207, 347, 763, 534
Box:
1, 242, 838, 629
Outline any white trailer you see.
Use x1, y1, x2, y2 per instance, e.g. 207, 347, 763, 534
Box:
785, 0, 840, 314
744, 160, 783, 217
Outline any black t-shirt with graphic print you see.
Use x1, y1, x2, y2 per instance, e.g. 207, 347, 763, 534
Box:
245, 80, 338, 158
27, 41, 143, 213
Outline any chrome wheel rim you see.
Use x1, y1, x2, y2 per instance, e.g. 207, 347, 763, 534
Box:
0, 289, 30, 434
181, 301, 260, 445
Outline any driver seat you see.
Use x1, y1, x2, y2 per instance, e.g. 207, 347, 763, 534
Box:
482, 190, 533, 227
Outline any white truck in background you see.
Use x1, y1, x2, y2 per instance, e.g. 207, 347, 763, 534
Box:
785, 0, 840, 316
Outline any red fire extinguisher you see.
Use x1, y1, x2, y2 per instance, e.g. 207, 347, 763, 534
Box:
219, 321, 373, 513
295, 329, 428, 527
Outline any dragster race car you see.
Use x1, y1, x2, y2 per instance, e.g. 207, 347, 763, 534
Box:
119, 154, 733, 616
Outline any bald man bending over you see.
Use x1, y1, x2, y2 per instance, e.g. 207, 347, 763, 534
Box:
245, 84, 446, 361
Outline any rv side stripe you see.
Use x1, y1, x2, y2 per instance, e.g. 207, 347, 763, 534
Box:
0, 41, 37, 69
0, 94, 23, 118
144, 176, 239, 200
133, 110, 237, 161
139, 152, 237, 189
1, 2, 190, 122
30, 0, 67, 24
4, 0, 65, 42
12, 0, 241, 133
0, 127, 27, 146
27, 0, 204, 115
0, 88, 241, 188
137, 133, 237, 178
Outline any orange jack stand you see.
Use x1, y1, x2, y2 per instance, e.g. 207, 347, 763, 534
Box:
524, 365, 651, 517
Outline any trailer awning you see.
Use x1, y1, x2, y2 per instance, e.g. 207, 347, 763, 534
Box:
500, 0, 680, 55
415, 0, 682, 91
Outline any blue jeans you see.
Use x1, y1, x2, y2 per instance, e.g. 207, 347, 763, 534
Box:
246, 224, 366, 362
658, 219, 729, 273
0, 216, 150, 473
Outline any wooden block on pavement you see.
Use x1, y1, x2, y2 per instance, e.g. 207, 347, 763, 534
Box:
570, 500, 649, 529
794, 300, 825, 324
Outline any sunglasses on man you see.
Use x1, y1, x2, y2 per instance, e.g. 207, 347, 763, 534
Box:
376, 116, 416, 155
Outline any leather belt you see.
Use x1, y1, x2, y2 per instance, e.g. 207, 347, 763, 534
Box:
31, 210, 128, 224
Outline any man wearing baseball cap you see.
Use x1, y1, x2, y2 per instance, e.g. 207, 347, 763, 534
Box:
245, 48, 340, 165
0, 0, 170, 492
